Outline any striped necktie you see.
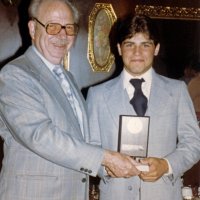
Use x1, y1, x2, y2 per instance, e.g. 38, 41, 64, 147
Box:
53, 66, 84, 135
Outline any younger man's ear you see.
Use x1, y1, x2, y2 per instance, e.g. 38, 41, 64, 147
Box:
154, 43, 160, 56
117, 43, 122, 56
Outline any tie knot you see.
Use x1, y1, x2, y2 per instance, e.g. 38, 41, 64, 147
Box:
53, 66, 64, 79
130, 78, 144, 89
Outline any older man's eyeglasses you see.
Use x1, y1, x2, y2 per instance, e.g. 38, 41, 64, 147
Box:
33, 18, 79, 36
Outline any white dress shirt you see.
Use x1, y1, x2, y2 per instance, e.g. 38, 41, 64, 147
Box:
122, 67, 152, 101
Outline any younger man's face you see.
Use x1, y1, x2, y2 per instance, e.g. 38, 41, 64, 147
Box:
117, 32, 160, 77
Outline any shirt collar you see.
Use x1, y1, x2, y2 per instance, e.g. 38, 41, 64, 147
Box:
123, 67, 152, 88
122, 67, 153, 99
32, 45, 58, 72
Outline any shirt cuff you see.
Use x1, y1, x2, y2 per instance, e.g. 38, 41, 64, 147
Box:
164, 158, 173, 175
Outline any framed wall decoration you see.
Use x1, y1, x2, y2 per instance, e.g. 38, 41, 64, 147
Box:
63, 52, 70, 71
135, 5, 200, 78
88, 3, 117, 72
135, 4, 200, 20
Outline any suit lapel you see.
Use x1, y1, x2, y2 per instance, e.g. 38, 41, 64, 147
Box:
104, 70, 171, 128
63, 70, 89, 140
24, 47, 82, 136
147, 70, 172, 116
104, 74, 137, 128
63, 70, 87, 114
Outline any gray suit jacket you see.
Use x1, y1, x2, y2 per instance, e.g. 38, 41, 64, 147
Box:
0, 46, 104, 200
87, 69, 200, 200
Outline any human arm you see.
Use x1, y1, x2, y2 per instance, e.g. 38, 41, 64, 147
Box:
139, 157, 168, 182
139, 80, 200, 182
164, 82, 200, 180
102, 150, 141, 178
0, 64, 105, 176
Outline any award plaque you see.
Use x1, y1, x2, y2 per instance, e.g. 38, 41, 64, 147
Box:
118, 115, 150, 158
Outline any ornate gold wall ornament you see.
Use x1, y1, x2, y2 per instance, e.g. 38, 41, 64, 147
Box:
2, 0, 20, 6
63, 52, 70, 71
135, 5, 200, 20
88, 3, 117, 72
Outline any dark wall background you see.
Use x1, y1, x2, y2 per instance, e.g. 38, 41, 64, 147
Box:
0, 0, 199, 187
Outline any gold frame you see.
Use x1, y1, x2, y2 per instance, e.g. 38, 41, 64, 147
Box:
135, 5, 200, 20
63, 52, 70, 71
88, 3, 117, 72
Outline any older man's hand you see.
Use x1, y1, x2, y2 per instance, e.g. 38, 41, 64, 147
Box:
102, 150, 141, 178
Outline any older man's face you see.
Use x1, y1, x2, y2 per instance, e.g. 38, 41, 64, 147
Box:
28, 1, 76, 65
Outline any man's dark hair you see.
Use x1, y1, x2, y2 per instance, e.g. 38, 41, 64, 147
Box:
116, 14, 159, 46
191, 61, 200, 73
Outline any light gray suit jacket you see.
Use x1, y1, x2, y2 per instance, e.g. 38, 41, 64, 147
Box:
0, 46, 104, 200
87, 69, 200, 200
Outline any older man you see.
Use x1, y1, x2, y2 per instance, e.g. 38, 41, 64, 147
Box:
0, 1, 139, 200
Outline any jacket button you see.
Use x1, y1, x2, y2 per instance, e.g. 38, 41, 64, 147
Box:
80, 167, 84, 171
82, 178, 86, 183
88, 170, 92, 174
128, 186, 132, 190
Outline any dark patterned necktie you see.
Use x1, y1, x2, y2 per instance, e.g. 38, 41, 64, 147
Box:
129, 78, 148, 116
